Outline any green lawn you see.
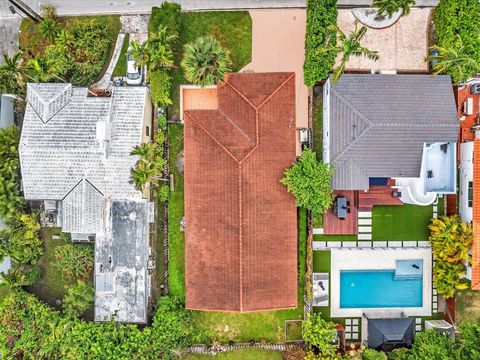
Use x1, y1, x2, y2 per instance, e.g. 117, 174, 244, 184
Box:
313, 234, 357, 241
167, 124, 186, 300
313, 251, 331, 273
372, 204, 433, 241
193, 209, 307, 343
312, 90, 323, 159
184, 349, 283, 360
26, 228, 68, 308
113, 33, 130, 77
150, 6, 252, 117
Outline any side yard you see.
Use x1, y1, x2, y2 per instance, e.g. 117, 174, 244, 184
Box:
184, 349, 283, 360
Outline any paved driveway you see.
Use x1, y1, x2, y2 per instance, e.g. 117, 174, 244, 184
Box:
241, 9, 308, 154
338, 8, 431, 72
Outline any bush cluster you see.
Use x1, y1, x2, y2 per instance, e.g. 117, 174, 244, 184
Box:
0, 291, 202, 359
434, 0, 480, 80
303, 0, 338, 87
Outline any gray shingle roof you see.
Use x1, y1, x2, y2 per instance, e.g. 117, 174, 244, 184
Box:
327, 74, 459, 190
20, 84, 147, 202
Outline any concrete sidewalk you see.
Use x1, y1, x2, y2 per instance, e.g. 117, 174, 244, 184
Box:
4, 0, 439, 16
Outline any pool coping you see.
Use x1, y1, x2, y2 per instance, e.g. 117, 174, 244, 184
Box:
330, 248, 432, 318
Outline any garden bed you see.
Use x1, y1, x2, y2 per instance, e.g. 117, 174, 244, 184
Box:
25, 228, 68, 308
184, 349, 283, 360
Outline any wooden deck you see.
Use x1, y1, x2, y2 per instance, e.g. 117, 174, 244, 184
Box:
324, 191, 358, 235
358, 183, 403, 211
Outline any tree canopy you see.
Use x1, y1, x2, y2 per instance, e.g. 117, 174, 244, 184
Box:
429, 215, 473, 298
281, 149, 334, 214
0, 125, 26, 221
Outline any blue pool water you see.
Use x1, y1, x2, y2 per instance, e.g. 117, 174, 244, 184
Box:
340, 270, 422, 308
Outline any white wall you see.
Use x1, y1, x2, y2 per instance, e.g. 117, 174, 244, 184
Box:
459, 142, 474, 224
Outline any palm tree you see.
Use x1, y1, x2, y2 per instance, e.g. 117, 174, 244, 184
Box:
181, 35, 232, 87
1, 266, 27, 289
146, 27, 176, 70
130, 161, 155, 191
129, 40, 150, 68
39, 18, 60, 42
426, 40, 480, 84
55, 30, 74, 48
321, 21, 379, 82
27, 57, 65, 83
0, 52, 33, 92
373, 0, 416, 19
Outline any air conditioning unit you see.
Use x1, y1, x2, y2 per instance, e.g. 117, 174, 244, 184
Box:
470, 83, 480, 95
464, 98, 474, 115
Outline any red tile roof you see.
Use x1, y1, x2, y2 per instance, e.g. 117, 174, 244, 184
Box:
472, 140, 480, 290
184, 73, 298, 311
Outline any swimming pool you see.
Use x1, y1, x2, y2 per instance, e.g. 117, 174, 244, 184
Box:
340, 270, 423, 308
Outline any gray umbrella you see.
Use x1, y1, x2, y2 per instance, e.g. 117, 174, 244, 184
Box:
368, 318, 415, 351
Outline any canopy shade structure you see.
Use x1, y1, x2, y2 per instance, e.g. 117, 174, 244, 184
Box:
368, 318, 415, 351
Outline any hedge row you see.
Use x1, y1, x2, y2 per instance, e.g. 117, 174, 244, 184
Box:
303, 0, 338, 87
435, 0, 480, 81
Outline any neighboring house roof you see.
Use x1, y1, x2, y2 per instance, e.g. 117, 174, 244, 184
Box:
472, 140, 480, 290
184, 72, 298, 312
326, 74, 459, 190
19, 83, 152, 323
20, 83, 146, 201
95, 199, 149, 323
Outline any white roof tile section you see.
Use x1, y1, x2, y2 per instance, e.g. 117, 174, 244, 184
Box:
20, 84, 147, 201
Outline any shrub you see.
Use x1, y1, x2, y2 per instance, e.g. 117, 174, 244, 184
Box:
181, 36, 232, 86
53, 244, 94, 284
39, 18, 60, 42
303, 0, 338, 87
150, 69, 173, 107
363, 348, 387, 360
62, 280, 95, 317
458, 319, 480, 360
158, 114, 167, 131
158, 184, 170, 202
23, 266, 43, 286
373, 0, 415, 18
388, 348, 411, 360
0, 125, 26, 221
434, 0, 480, 81
429, 215, 472, 298
302, 313, 337, 358
281, 149, 335, 214
409, 330, 457, 359
0, 213, 42, 264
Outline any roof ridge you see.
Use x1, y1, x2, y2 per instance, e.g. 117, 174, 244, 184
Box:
330, 87, 373, 164
257, 73, 296, 110
184, 111, 241, 163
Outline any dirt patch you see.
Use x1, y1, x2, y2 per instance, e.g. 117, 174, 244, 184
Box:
455, 289, 480, 324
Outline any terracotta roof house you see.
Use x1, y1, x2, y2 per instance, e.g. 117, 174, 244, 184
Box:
457, 80, 480, 289
323, 74, 459, 206
20, 83, 154, 323
183, 72, 298, 312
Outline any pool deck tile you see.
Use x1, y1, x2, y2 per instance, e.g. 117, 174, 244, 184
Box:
358, 226, 372, 233
342, 241, 357, 248
327, 241, 342, 248
388, 241, 402, 247
358, 233, 372, 240
330, 248, 432, 318
403, 241, 417, 247
373, 241, 387, 247
358, 218, 372, 225
357, 241, 372, 248
358, 211, 372, 218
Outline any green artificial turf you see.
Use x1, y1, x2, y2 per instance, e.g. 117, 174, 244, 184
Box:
313, 251, 331, 273
372, 204, 433, 241
313, 234, 357, 241
312, 92, 323, 159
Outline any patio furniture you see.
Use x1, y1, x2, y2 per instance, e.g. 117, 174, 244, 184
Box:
333, 196, 349, 220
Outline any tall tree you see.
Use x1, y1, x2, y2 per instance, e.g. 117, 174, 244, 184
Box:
322, 21, 379, 82
39, 18, 60, 42
281, 149, 335, 214
0, 125, 26, 221
181, 35, 232, 86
